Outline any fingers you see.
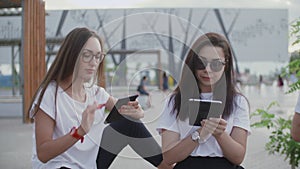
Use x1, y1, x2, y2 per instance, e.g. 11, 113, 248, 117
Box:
118, 104, 138, 115
81, 102, 97, 134
127, 101, 140, 109
118, 103, 144, 119
85, 103, 97, 116
86, 102, 98, 112
119, 101, 140, 112
202, 118, 227, 136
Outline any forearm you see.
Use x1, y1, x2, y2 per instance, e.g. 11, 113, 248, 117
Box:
215, 132, 246, 165
163, 135, 198, 165
37, 126, 85, 163
291, 113, 300, 142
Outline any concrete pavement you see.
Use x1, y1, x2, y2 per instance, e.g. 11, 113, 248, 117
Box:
0, 84, 297, 169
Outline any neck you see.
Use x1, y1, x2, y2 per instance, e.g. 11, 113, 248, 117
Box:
60, 78, 86, 102
200, 85, 212, 93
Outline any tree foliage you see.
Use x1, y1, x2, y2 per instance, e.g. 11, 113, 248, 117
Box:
251, 18, 300, 169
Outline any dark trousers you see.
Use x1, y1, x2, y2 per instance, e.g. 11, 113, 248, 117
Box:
96, 118, 163, 169
174, 156, 244, 169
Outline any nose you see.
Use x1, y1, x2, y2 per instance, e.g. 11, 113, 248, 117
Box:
204, 63, 213, 72
90, 56, 99, 65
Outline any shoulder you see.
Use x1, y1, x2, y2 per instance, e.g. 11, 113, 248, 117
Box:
41, 81, 58, 98
166, 95, 175, 107
161, 96, 177, 119
158, 96, 178, 127
88, 85, 106, 94
232, 93, 250, 114
45, 81, 57, 91
90, 84, 110, 100
234, 94, 248, 106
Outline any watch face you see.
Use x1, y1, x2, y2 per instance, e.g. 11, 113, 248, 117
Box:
192, 131, 200, 141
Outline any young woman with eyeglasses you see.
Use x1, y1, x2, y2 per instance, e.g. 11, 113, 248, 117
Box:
29, 27, 171, 169
157, 32, 250, 169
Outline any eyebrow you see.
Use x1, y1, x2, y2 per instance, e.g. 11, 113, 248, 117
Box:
83, 49, 101, 54
198, 56, 223, 61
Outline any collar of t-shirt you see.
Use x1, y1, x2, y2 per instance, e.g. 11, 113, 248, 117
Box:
200, 93, 213, 100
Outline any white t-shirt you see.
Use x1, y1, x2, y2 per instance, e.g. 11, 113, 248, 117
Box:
30, 81, 110, 169
157, 93, 251, 157
295, 92, 300, 114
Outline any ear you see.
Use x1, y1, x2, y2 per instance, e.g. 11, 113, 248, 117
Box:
224, 59, 230, 71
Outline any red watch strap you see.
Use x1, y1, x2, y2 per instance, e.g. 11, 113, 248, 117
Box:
70, 127, 84, 143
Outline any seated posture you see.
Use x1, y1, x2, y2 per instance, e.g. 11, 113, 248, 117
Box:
137, 76, 151, 108
137, 76, 150, 96
29, 27, 170, 169
157, 33, 251, 169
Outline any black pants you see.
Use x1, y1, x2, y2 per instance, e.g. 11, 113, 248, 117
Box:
174, 156, 244, 169
96, 118, 163, 169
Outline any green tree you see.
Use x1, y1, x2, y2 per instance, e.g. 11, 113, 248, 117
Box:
251, 18, 300, 169
283, 18, 300, 93
251, 102, 300, 169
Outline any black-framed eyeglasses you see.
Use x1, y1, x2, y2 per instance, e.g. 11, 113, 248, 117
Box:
81, 49, 106, 63
194, 56, 226, 72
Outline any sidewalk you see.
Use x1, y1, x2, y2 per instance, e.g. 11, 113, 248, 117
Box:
0, 85, 297, 169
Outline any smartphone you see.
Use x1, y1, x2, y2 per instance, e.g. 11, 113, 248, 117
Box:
188, 99, 223, 126
104, 94, 139, 124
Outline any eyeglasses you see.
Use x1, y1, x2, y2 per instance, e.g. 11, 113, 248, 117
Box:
194, 56, 226, 72
81, 49, 106, 63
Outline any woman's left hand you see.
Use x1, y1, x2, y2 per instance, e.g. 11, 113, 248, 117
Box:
202, 118, 227, 138
118, 101, 144, 119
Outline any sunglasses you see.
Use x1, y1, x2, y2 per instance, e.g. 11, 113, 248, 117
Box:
193, 56, 226, 72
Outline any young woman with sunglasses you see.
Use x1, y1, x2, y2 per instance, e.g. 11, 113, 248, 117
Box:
157, 32, 250, 169
29, 27, 170, 169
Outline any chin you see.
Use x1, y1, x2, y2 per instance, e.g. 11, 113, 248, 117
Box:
83, 76, 93, 82
201, 79, 218, 87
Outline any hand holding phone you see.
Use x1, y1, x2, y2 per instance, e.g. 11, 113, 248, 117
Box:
104, 94, 139, 124
188, 99, 223, 126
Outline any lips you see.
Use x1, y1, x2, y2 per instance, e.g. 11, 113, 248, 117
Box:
86, 69, 95, 74
201, 76, 211, 81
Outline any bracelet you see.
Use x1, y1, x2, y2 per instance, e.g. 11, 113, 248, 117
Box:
70, 127, 84, 143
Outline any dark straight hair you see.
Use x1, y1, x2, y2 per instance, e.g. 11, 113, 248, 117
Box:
169, 32, 246, 120
29, 27, 105, 118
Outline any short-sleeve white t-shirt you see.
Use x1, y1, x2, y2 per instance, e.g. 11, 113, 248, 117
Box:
30, 81, 110, 169
157, 93, 251, 157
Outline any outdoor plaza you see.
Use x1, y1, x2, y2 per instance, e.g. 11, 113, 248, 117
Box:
0, 83, 298, 169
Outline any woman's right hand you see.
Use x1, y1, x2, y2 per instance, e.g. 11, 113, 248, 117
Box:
119, 101, 144, 119
80, 102, 97, 134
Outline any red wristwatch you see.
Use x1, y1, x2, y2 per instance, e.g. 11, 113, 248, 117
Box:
70, 127, 84, 143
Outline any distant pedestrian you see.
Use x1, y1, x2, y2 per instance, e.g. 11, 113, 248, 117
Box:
259, 75, 263, 85
277, 75, 284, 87
162, 72, 169, 92
137, 76, 151, 107
137, 76, 150, 96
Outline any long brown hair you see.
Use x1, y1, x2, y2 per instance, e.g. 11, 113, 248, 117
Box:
169, 32, 246, 120
29, 27, 105, 118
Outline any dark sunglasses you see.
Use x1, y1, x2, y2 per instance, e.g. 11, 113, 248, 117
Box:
193, 56, 226, 72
